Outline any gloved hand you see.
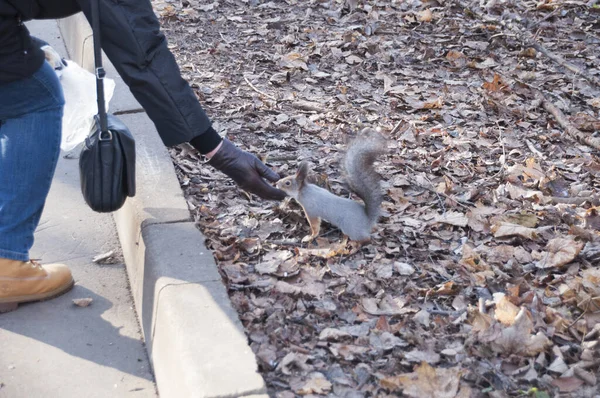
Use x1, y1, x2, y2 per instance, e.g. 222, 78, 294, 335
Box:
208, 139, 287, 201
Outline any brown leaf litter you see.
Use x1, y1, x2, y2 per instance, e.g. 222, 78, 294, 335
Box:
159, 0, 600, 396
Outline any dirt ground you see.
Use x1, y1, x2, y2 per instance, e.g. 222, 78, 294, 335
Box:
154, 0, 600, 396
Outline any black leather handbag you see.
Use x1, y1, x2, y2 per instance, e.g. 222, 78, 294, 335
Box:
79, 0, 135, 212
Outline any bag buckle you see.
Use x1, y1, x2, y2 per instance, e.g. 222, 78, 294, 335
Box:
99, 131, 113, 141
95, 67, 106, 79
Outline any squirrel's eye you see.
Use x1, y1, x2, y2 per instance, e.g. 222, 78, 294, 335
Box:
285, 181, 291, 186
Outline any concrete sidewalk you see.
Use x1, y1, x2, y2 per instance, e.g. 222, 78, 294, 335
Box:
0, 20, 156, 398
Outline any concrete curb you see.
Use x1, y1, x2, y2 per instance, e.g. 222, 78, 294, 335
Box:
57, 13, 267, 398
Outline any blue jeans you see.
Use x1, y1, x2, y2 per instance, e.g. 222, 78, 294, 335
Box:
0, 62, 64, 262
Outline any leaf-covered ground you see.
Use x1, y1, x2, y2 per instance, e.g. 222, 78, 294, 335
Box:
155, 0, 600, 396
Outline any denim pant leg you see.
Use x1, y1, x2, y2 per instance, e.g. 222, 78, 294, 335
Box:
0, 62, 64, 261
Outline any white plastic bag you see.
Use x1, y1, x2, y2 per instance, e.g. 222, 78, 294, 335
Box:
59, 60, 115, 152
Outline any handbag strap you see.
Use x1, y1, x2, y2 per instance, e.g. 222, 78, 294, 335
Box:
91, 0, 109, 135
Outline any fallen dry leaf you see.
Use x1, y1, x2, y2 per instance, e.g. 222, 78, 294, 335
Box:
276, 352, 309, 376
536, 237, 584, 269
483, 74, 506, 92
163, 0, 600, 395
434, 211, 468, 227
588, 98, 600, 108
446, 50, 466, 68
418, 9, 433, 23
422, 97, 443, 109
318, 328, 351, 341
296, 241, 350, 259
381, 362, 468, 397
375, 262, 394, 279
361, 296, 416, 316
275, 280, 325, 298
404, 349, 441, 364
394, 261, 416, 275
329, 344, 369, 361
551, 377, 584, 393
296, 372, 332, 395
490, 307, 552, 356
492, 222, 538, 240
548, 356, 569, 374
432, 281, 457, 295
501, 213, 539, 228
255, 250, 293, 274
72, 298, 93, 308
494, 293, 520, 326
413, 310, 430, 327
92, 251, 115, 263
278, 52, 308, 70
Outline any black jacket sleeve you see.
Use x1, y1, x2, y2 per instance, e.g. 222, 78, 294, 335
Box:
1, 0, 80, 20
75, 0, 213, 147
36, 0, 80, 19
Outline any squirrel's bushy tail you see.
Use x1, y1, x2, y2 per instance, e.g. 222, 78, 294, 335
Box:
343, 128, 386, 227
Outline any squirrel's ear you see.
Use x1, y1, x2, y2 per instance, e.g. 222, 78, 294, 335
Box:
296, 161, 309, 183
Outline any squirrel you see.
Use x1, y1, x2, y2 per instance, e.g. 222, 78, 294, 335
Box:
276, 128, 386, 243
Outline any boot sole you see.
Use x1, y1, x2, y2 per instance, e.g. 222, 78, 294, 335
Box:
0, 277, 75, 313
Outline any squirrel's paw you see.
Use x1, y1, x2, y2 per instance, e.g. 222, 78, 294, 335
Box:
279, 197, 292, 210
301, 234, 316, 244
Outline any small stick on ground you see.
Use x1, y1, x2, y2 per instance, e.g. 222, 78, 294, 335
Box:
530, 42, 600, 89
478, 297, 486, 314
525, 139, 546, 159
407, 175, 475, 209
243, 75, 277, 101
573, 366, 597, 386
533, 89, 600, 151
269, 240, 301, 247
552, 196, 600, 206
578, 359, 600, 370
427, 309, 467, 317
454, 0, 600, 89
389, 120, 405, 136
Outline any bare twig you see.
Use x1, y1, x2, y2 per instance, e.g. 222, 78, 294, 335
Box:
454, 0, 600, 88
533, 89, 600, 151
578, 359, 600, 370
584, 323, 600, 340
389, 120, 405, 136
530, 42, 600, 88
527, 7, 561, 30
407, 175, 475, 209
243, 75, 277, 101
427, 308, 467, 317
265, 154, 299, 162
573, 366, 597, 386
360, 307, 409, 317
478, 297, 486, 314
551, 196, 600, 206
484, 122, 508, 182
525, 139, 546, 159
268, 240, 300, 247
291, 100, 322, 112
567, 309, 588, 329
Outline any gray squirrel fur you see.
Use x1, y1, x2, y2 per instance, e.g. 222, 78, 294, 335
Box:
277, 128, 386, 242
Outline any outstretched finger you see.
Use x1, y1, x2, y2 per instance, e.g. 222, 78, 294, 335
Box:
254, 158, 280, 182
250, 178, 287, 201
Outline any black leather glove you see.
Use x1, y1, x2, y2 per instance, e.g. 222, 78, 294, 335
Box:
208, 139, 287, 201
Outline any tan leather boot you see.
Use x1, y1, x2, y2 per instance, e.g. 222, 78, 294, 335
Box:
0, 258, 74, 313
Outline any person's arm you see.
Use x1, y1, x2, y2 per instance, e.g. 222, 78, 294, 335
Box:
6, 0, 80, 20
75, 0, 285, 200
36, 0, 81, 19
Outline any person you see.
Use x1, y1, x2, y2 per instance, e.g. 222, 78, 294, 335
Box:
0, 0, 286, 313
